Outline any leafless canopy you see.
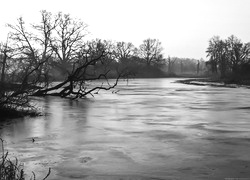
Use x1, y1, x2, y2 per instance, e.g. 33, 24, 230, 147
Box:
139, 38, 164, 66
0, 10, 129, 111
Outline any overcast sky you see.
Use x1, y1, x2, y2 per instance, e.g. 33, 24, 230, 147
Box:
0, 0, 250, 60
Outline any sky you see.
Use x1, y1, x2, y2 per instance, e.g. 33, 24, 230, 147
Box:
0, 0, 250, 60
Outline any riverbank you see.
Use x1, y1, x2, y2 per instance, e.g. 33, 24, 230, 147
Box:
177, 78, 250, 88
0, 107, 39, 119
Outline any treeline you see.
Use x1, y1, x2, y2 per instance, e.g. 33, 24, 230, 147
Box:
0, 11, 206, 85
206, 35, 250, 81
163, 57, 207, 76
0, 37, 204, 81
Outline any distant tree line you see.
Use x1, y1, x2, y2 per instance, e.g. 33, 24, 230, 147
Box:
206, 35, 250, 80
163, 56, 206, 76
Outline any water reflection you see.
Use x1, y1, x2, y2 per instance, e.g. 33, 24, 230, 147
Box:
0, 78, 250, 179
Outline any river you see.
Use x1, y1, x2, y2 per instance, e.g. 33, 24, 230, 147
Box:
1, 78, 250, 180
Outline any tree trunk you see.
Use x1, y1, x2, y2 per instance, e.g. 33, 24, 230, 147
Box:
197, 60, 200, 74
180, 61, 183, 73
1, 52, 7, 83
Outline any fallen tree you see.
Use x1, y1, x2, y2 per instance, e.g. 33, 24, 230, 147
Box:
0, 11, 128, 117
32, 48, 127, 99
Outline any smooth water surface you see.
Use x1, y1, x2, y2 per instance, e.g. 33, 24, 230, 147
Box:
1, 78, 250, 180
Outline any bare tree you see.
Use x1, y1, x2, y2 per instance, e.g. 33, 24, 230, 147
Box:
7, 13, 56, 87
0, 36, 12, 83
139, 38, 163, 66
50, 12, 88, 75
167, 56, 176, 74
197, 60, 200, 74
206, 36, 221, 74
206, 35, 250, 78
114, 41, 135, 62
0, 12, 55, 115
226, 35, 249, 74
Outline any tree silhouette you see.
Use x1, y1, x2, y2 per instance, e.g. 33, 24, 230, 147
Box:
206, 35, 250, 79
139, 38, 163, 66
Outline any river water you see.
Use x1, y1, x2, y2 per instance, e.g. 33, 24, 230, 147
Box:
0, 78, 250, 180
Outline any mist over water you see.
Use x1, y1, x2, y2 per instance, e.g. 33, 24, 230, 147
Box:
1, 78, 250, 179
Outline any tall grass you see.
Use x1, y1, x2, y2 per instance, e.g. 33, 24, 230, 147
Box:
0, 138, 50, 180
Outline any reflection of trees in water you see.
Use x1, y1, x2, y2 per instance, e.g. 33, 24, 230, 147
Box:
42, 97, 90, 136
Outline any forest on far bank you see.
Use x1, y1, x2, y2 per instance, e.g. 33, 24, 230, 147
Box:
0, 11, 207, 84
